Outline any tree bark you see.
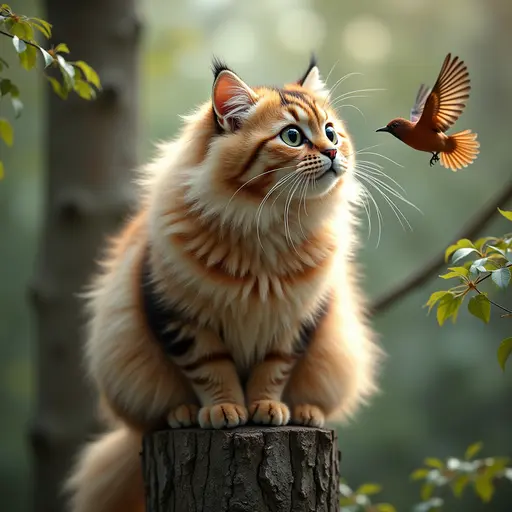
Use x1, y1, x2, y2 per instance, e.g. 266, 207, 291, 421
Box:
30, 1, 141, 511
141, 426, 341, 512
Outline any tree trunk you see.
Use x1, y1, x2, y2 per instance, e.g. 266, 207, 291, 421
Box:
141, 426, 341, 512
29, 1, 141, 511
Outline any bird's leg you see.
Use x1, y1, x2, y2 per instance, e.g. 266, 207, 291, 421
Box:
429, 152, 440, 167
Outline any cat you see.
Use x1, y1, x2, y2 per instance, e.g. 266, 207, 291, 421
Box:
65, 56, 384, 512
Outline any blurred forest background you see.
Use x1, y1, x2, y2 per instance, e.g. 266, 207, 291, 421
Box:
1, 0, 511, 510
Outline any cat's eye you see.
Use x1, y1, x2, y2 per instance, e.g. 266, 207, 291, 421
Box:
325, 125, 338, 144
280, 126, 304, 147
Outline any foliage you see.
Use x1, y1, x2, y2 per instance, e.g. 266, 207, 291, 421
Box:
341, 442, 512, 511
0, 4, 101, 178
410, 441, 512, 510
339, 480, 396, 512
425, 208, 512, 371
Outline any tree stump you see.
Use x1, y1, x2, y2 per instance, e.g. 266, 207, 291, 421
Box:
142, 426, 340, 512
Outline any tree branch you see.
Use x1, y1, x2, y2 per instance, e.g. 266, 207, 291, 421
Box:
370, 180, 512, 316
0, 29, 41, 49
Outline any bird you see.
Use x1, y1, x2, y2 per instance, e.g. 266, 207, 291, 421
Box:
376, 53, 479, 171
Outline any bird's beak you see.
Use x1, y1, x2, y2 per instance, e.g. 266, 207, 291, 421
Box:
376, 126, 390, 133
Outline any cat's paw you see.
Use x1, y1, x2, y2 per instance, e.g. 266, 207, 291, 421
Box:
167, 404, 199, 428
198, 403, 248, 429
291, 404, 325, 427
249, 399, 290, 426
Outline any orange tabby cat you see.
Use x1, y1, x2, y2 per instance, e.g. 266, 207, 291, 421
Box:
65, 57, 383, 512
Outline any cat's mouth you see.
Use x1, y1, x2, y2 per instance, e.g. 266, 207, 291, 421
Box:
314, 166, 338, 181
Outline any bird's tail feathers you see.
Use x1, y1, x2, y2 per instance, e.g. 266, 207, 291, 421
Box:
64, 426, 145, 512
441, 129, 480, 171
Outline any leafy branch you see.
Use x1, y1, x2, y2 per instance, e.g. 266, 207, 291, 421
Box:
410, 441, 512, 510
0, 3, 101, 178
371, 180, 512, 316
426, 208, 512, 370
340, 442, 512, 512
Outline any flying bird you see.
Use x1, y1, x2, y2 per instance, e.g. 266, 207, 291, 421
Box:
376, 53, 479, 171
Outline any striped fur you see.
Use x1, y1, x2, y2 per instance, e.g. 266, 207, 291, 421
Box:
65, 60, 384, 512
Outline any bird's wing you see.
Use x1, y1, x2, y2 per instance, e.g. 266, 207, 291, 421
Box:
410, 83, 432, 123
416, 53, 471, 132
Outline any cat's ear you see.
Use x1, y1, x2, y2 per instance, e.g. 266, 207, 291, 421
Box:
298, 55, 329, 100
212, 63, 258, 132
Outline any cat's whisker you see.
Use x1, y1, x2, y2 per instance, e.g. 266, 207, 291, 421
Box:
225, 165, 295, 210
297, 175, 311, 242
324, 60, 340, 88
330, 95, 370, 108
359, 187, 373, 241
357, 151, 404, 168
354, 177, 383, 246
354, 171, 412, 232
283, 173, 305, 256
335, 103, 367, 122
330, 87, 386, 104
323, 72, 363, 108
356, 184, 374, 241
358, 168, 422, 217
255, 170, 300, 252
356, 161, 407, 194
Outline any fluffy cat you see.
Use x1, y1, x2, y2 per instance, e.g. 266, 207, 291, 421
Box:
65, 56, 383, 512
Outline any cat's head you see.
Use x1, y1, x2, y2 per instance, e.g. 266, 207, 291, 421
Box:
180, 56, 358, 231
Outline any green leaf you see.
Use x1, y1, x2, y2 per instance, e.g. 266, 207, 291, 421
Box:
468, 295, 491, 324
452, 247, 478, 264
474, 237, 497, 251
497, 337, 512, 371
73, 79, 95, 100
424, 458, 444, 469
425, 291, 451, 313
439, 266, 469, 280
445, 238, 475, 262
487, 245, 505, 256
46, 76, 68, 100
491, 267, 511, 288
74, 60, 101, 89
0, 78, 12, 96
11, 19, 34, 40
452, 474, 470, 497
436, 294, 463, 326
421, 482, 435, 501
474, 476, 495, 502
0, 117, 13, 146
465, 441, 483, 460
498, 208, 512, 221
56, 54, 75, 89
355, 483, 382, 496
376, 505, 397, 512
19, 45, 37, 70
0, 160, 4, 180
54, 42, 70, 54
39, 47, 54, 68
29, 17, 52, 38
12, 35, 26, 53
410, 468, 430, 480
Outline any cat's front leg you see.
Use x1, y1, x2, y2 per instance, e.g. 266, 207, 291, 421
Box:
170, 327, 247, 429
283, 289, 381, 428
245, 348, 300, 426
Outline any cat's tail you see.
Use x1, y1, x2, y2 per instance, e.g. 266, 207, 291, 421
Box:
64, 426, 145, 512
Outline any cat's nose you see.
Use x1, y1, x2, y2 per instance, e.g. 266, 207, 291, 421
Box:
321, 149, 337, 161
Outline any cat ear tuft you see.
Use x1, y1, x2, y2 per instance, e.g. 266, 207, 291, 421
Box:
298, 55, 329, 100
212, 68, 258, 132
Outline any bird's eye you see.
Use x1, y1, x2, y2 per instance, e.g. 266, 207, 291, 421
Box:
280, 126, 304, 147
325, 125, 338, 144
